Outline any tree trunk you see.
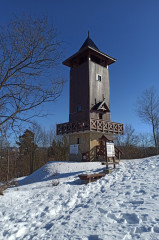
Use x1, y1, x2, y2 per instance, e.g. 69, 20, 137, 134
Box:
152, 121, 158, 154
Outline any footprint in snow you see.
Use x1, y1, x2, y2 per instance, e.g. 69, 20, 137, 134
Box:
98, 207, 107, 214
135, 226, 152, 233
151, 194, 159, 199
129, 200, 144, 205
153, 226, 159, 233
122, 213, 139, 224
107, 213, 125, 223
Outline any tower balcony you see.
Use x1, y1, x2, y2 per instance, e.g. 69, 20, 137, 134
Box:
56, 118, 124, 135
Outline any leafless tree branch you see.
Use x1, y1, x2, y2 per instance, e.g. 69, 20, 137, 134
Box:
0, 14, 64, 130
137, 87, 159, 153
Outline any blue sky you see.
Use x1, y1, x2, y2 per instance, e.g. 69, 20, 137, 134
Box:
1, 0, 159, 134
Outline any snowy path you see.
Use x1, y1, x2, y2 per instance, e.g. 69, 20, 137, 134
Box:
0, 158, 159, 240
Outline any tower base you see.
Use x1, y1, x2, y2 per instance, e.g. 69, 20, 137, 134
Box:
68, 131, 114, 162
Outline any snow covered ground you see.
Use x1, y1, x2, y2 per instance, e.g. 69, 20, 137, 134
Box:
0, 156, 159, 240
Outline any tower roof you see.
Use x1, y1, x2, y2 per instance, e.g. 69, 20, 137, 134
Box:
63, 34, 116, 67
79, 33, 99, 51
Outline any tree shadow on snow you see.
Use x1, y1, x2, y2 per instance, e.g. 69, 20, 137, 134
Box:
18, 170, 85, 186
17, 164, 106, 187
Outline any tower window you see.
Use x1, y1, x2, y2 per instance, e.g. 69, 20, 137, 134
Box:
77, 138, 81, 144
96, 74, 102, 81
77, 105, 82, 112
99, 113, 103, 120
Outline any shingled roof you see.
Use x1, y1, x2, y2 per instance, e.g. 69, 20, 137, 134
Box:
79, 33, 99, 51
63, 33, 116, 67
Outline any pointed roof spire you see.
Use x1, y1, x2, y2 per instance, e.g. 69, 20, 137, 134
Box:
79, 32, 99, 51
63, 32, 116, 67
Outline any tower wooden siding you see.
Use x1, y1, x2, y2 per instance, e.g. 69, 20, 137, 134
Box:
69, 58, 110, 123
69, 61, 89, 123
89, 60, 110, 121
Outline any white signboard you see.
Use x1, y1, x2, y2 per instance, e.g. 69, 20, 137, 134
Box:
70, 144, 78, 155
106, 142, 115, 157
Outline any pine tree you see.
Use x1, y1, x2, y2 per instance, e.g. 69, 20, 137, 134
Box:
17, 129, 37, 174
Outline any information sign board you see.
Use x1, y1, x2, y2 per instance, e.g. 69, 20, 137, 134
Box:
70, 144, 78, 155
106, 142, 115, 157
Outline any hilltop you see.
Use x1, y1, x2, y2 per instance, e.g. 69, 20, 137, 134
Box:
0, 157, 159, 240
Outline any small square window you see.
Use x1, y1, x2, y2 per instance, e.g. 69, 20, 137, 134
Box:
77, 138, 81, 144
96, 74, 102, 81
77, 105, 82, 112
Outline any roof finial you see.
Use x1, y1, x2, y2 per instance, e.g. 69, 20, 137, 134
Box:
88, 30, 90, 38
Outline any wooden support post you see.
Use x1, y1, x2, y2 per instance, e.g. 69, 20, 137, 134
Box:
113, 157, 116, 169
105, 144, 108, 170
7, 149, 9, 182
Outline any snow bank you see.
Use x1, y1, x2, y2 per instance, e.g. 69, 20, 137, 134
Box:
0, 157, 159, 240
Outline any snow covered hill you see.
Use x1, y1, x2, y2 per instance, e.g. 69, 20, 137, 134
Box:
0, 157, 159, 240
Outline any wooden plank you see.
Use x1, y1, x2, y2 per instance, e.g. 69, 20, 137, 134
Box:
78, 172, 105, 183
78, 173, 105, 180
78, 174, 88, 180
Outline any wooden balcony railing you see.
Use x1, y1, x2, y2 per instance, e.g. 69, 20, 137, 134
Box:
90, 119, 124, 134
56, 119, 124, 135
56, 121, 90, 135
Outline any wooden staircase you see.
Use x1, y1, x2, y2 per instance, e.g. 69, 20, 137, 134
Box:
82, 145, 122, 163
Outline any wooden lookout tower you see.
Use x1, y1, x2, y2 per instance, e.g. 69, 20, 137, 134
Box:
56, 33, 124, 162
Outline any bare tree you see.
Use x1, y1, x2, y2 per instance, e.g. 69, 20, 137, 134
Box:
30, 121, 43, 146
116, 124, 138, 147
0, 15, 64, 130
115, 124, 140, 159
137, 87, 159, 154
138, 133, 151, 148
30, 121, 56, 148
48, 127, 56, 147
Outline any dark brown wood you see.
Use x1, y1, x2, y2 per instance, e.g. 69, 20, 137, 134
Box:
105, 141, 108, 170
78, 172, 105, 184
56, 119, 124, 135
69, 61, 89, 123
63, 47, 116, 68
65, 39, 115, 124
113, 157, 116, 169
114, 146, 122, 161
96, 145, 106, 157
